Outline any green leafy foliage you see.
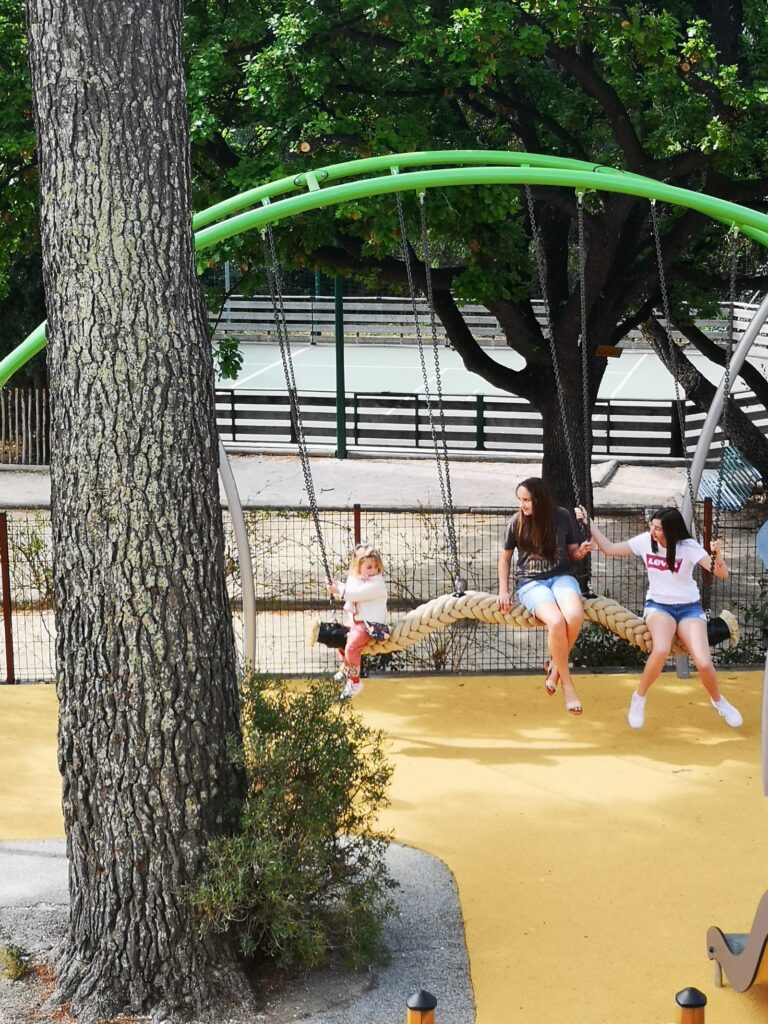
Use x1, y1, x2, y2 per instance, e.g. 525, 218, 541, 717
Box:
3, 0, 768, 493
717, 578, 768, 664
189, 674, 396, 969
0, 944, 30, 982
570, 623, 646, 669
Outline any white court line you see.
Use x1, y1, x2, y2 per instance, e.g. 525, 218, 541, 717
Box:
606, 353, 649, 399
220, 347, 312, 388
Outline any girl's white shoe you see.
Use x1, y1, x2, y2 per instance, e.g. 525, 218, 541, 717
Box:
711, 696, 743, 728
628, 692, 646, 729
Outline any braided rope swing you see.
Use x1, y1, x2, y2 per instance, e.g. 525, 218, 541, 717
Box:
309, 591, 739, 657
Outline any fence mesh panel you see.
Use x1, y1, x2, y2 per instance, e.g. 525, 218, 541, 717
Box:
1, 512, 56, 683
2, 504, 767, 683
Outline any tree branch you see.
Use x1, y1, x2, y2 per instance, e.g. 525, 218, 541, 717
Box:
543, 41, 648, 171
431, 288, 539, 401
677, 66, 735, 122
642, 315, 768, 480
671, 315, 768, 407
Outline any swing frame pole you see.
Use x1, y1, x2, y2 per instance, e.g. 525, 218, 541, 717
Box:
5, 153, 768, 391
681, 290, 768, 529
334, 274, 347, 459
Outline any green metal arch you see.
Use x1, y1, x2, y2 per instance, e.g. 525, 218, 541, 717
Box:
3, 149, 768, 386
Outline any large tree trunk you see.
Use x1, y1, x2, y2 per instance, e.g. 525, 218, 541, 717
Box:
26, 1, 250, 1020
538, 383, 592, 511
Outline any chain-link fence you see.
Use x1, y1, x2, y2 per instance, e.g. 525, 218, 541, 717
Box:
2, 504, 767, 683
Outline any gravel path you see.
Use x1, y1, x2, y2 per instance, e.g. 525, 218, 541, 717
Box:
0, 840, 474, 1024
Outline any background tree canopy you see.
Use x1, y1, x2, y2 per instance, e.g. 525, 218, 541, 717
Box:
3, 0, 768, 497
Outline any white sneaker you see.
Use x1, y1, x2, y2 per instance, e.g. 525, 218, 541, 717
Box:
334, 669, 346, 682
711, 696, 743, 728
340, 679, 364, 701
628, 692, 646, 729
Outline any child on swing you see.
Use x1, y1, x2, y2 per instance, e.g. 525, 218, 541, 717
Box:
326, 544, 390, 700
576, 505, 743, 729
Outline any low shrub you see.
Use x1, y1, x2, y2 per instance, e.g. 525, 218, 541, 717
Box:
0, 944, 30, 981
190, 674, 396, 969
571, 623, 646, 669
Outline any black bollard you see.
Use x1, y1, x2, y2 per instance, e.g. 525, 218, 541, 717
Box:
406, 989, 437, 1024
676, 986, 707, 1024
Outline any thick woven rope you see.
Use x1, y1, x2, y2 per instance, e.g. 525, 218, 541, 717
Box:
308, 591, 738, 656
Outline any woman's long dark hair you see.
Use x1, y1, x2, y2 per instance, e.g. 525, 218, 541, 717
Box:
515, 477, 558, 562
650, 507, 692, 571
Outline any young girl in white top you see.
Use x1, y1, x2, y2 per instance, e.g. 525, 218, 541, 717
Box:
576, 505, 742, 730
327, 544, 389, 700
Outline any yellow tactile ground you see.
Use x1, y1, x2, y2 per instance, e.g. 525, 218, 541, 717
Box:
4, 671, 768, 1024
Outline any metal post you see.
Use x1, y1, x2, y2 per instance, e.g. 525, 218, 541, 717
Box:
414, 394, 420, 447
0, 511, 16, 684
334, 275, 347, 459
682, 291, 768, 528
605, 400, 612, 454
476, 394, 485, 450
406, 990, 437, 1024
353, 503, 361, 545
217, 443, 256, 670
676, 986, 706, 1024
670, 400, 685, 457
223, 260, 231, 328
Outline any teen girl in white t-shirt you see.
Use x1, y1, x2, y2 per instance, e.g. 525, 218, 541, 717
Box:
576, 506, 742, 731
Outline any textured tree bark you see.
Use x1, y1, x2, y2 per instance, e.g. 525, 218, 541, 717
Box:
25, 0, 250, 1019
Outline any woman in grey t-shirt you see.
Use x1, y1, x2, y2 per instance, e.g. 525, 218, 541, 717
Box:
498, 477, 591, 716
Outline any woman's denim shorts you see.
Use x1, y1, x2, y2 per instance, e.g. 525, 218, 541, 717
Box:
517, 574, 582, 614
644, 599, 706, 624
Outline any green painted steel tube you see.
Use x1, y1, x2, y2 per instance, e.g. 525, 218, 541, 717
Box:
194, 166, 768, 250
0, 322, 46, 390
192, 149, 637, 230
5, 152, 768, 388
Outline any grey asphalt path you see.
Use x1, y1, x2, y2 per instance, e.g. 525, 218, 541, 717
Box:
0, 453, 687, 510
0, 840, 474, 1024
0, 839, 67, 908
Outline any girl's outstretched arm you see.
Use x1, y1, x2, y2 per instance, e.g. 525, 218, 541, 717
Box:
575, 506, 634, 558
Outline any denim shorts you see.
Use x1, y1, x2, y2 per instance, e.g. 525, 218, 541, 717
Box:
644, 599, 706, 624
517, 574, 582, 614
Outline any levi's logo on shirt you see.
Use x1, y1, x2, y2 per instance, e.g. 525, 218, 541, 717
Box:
646, 554, 681, 573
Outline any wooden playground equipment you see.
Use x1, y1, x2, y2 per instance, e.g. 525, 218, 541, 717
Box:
707, 888, 768, 991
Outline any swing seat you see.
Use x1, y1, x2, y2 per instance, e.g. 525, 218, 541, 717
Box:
308, 592, 739, 656
707, 610, 739, 647
707, 891, 768, 991
698, 446, 761, 511
309, 591, 685, 656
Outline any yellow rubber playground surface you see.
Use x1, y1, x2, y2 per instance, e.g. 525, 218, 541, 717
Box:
3, 671, 768, 1024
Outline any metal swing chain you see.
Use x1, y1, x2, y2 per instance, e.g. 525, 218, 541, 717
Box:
576, 193, 592, 525
710, 227, 739, 552
650, 200, 699, 520
261, 226, 333, 583
419, 195, 464, 593
394, 192, 463, 594
525, 185, 584, 510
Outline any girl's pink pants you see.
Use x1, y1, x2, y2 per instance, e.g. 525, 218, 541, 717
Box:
338, 621, 369, 675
